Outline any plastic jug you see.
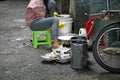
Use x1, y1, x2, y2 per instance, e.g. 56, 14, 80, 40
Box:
79, 28, 87, 37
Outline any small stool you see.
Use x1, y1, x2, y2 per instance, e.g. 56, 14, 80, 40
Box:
32, 29, 52, 48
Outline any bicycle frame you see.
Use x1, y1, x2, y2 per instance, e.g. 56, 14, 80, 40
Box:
87, 11, 120, 45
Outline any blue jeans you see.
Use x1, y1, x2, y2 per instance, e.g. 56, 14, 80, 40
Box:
45, 0, 56, 17
30, 17, 59, 39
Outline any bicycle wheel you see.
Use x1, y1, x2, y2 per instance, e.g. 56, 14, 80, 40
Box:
92, 23, 120, 73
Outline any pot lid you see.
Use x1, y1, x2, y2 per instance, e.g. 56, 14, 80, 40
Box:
58, 36, 74, 40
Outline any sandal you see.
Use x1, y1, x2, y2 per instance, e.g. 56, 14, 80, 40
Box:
41, 52, 60, 60
52, 46, 70, 55
45, 52, 59, 59
53, 46, 71, 63
52, 46, 64, 57
52, 46, 71, 59
41, 46, 71, 62
57, 54, 71, 63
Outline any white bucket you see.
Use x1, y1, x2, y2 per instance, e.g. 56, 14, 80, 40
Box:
59, 20, 73, 34
58, 15, 73, 35
59, 14, 70, 18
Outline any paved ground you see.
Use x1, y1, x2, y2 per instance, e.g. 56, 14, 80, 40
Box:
0, 0, 120, 80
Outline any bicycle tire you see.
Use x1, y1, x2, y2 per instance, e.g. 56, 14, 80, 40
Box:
92, 23, 120, 73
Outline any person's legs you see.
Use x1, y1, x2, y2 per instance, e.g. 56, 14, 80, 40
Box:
47, 0, 56, 17
54, 0, 62, 13
30, 17, 60, 49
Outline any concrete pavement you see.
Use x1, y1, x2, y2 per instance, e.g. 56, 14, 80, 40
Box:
0, 0, 120, 80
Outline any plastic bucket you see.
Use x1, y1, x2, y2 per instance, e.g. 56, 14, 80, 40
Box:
60, 20, 73, 34
59, 14, 70, 18
58, 16, 73, 35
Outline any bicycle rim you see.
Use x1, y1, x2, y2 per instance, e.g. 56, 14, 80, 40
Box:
93, 24, 120, 73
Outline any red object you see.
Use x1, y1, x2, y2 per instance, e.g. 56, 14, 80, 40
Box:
85, 16, 104, 38
86, 16, 105, 45
85, 17, 95, 38
101, 36, 105, 46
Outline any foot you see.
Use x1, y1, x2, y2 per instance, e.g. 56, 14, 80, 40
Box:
52, 44, 61, 49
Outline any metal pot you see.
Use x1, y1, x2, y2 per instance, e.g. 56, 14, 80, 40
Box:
58, 35, 74, 47
63, 40, 71, 47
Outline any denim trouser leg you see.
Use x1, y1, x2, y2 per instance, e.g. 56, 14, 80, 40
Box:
48, 0, 56, 16
30, 17, 59, 39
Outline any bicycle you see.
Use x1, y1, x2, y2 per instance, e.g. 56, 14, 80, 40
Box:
85, 9, 120, 73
